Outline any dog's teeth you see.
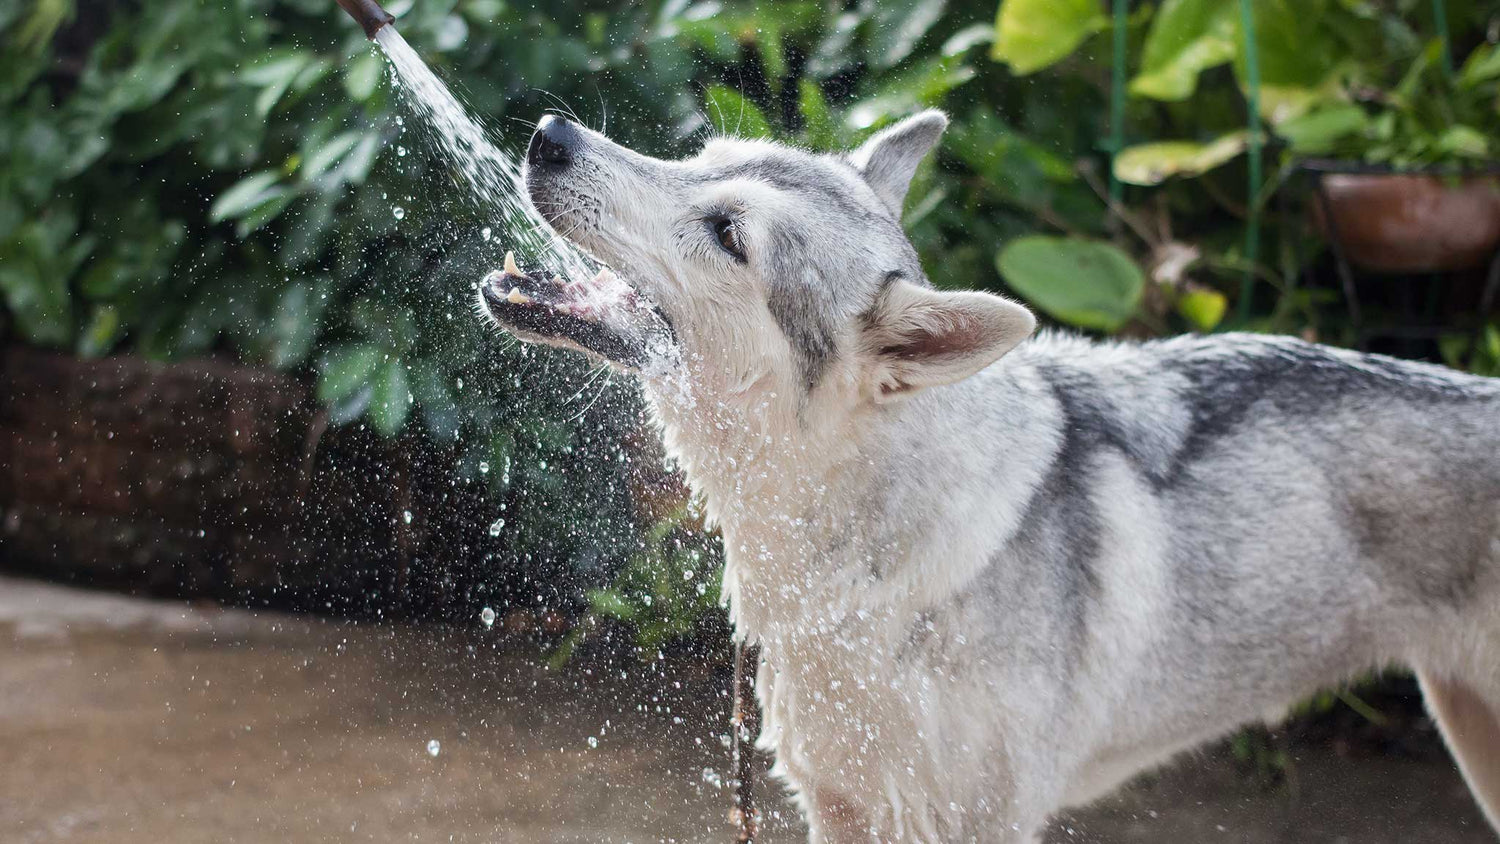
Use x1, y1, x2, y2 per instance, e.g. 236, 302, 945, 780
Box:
503, 251, 521, 276
505, 287, 531, 305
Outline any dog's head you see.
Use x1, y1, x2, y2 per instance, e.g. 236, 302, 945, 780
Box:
481, 110, 1034, 425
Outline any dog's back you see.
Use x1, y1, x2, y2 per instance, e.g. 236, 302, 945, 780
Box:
1002, 332, 1500, 811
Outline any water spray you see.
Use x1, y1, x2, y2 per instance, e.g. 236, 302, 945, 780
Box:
335, 0, 395, 39
330, 1, 742, 835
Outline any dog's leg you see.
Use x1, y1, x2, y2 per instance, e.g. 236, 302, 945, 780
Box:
1419, 669, 1500, 834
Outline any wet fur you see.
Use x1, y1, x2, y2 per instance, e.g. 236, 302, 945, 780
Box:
513, 112, 1500, 842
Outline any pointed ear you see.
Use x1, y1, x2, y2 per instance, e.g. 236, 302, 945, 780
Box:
846, 110, 948, 216
859, 280, 1035, 401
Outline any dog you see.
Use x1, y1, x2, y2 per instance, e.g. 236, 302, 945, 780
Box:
479, 110, 1500, 842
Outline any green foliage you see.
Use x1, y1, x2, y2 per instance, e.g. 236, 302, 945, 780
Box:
1131, 0, 1240, 102
1114, 131, 1250, 185
990, 0, 1105, 75
1119, 0, 1500, 165
1441, 324, 1500, 377
0, 0, 1019, 588
2, 0, 1496, 633
997, 236, 1145, 332
979, 0, 1498, 343
552, 505, 724, 663
1279, 33, 1500, 166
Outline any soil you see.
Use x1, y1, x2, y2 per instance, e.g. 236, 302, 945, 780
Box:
1, 576, 1491, 843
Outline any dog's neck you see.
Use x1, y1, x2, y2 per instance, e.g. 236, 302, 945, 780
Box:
639, 353, 1056, 644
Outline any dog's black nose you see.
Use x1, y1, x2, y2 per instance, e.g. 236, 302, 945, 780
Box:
528, 115, 578, 167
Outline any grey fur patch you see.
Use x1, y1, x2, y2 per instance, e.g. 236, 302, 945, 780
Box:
1004, 379, 1105, 663
763, 226, 837, 390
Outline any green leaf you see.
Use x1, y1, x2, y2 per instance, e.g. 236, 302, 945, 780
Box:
704, 85, 772, 138
209, 171, 282, 224
368, 359, 413, 437
244, 52, 311, 117
344, 48, 384, 102
316, 342, 383, 403
301, 131, 364, 180
1459, 43, 1500, 88
1176, 287, 1228, 332
1229, 0, 1342, 124
796, 80, 838, 150
233, 189, 295, 237
844, 56, 976, 130
990, 0, 1105, 75
268, 278, 331, 369
942, 23, 994, 57
1114, 131, 1249, 186
587, 589, 640, 622
12, 0, 73, 54
1275, 104, 1368, 154
409, 358, 460, 442
349, 299, 417, 353
1434, 125, 1490, 159
996, 236, 1145, 332
870, 0, 947, 69
0, 216, 89, 346
1129, 0, 1238, 101
77, 304, 122, 358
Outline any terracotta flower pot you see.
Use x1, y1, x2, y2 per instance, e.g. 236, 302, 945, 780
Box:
1314, 170, 1500, 274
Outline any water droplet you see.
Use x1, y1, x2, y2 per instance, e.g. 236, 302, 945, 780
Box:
481, 227, 492, 241
480, 607, 496, 628
396, 145, 407, 157
587, 736, 598, 748
478, 461, 490, 474
426, 739, 440, 757
487, 517, 505, 537
402, 510, 413, 524
392, 206, 405, 220
683, 569, 694, 581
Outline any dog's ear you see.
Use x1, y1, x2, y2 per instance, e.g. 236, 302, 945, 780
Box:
859, 279, 1035, 401
847, 110, 948, 216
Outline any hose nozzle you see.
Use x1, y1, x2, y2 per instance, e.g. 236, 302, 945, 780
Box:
336, 0, 395, 39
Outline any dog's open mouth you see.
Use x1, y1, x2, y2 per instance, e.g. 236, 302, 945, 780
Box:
479, 253, 676, 372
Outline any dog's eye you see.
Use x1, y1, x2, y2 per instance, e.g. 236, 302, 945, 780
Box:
710, 217, 746, 262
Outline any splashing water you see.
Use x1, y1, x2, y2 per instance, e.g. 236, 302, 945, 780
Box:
373, 27, 593, 281
372, 26, 687, 390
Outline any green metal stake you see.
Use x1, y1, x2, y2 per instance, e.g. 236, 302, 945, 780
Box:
1237, 0, 1262, 326
1108, 0, 1128, 208
1432, 0, 1454, 78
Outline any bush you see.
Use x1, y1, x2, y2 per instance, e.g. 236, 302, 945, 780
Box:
3, 0, 1495, 645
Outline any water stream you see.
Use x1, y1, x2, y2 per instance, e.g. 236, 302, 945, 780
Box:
373, 27, 593, 282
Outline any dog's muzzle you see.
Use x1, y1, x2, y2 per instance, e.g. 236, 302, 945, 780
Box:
479, 253, 677, 373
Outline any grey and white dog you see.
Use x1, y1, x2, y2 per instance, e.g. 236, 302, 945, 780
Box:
479, 110, 1500, 843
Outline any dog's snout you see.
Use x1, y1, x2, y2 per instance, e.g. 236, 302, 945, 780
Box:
529, 115, 578, 167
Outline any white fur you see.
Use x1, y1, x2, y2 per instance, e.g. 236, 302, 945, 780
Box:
494, 112, 1500, 843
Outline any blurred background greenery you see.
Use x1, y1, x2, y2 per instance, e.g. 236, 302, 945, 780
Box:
1, 0, 1497, 653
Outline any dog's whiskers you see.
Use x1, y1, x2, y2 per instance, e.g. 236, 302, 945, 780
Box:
567, 367, 615, 423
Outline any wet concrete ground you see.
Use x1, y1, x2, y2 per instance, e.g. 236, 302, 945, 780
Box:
1, 575, 1492, 843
